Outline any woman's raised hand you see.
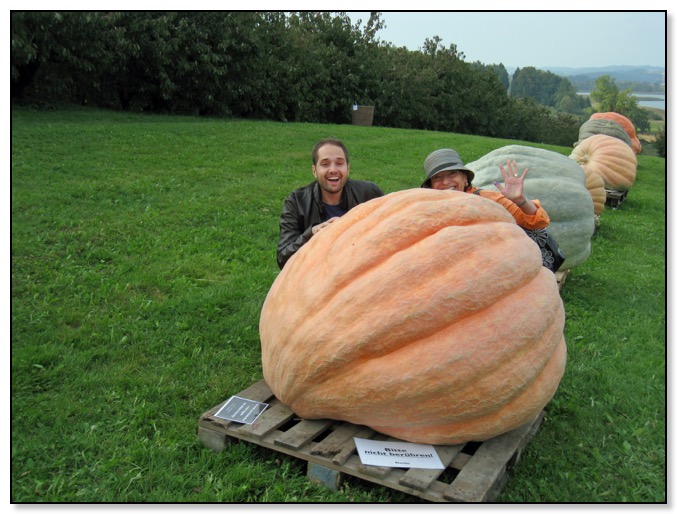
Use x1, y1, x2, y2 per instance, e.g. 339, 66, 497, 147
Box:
495, 160, 528, 203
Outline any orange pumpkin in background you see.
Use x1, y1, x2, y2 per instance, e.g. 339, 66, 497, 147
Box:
590, 112, 642, 155
260, 189, 567, 445
570, 134, 638, 192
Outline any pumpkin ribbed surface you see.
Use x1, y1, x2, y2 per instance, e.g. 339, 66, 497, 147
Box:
583, 166, 607, 216
590, 112, 642, 154
260, 189, 567, 445
570, 134, 638, 192
467, 145, 595, 270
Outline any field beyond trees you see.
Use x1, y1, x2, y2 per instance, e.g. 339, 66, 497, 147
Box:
11, 108, 665, 503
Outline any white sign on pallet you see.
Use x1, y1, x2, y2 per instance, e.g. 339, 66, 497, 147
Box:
354, 437, 445, 469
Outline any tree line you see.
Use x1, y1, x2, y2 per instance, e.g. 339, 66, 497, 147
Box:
568, 76, 665, 94
10, 11, 650, 147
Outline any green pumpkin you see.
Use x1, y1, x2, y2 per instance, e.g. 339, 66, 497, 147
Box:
467, 145, 595, 270
575, 118, 632, 149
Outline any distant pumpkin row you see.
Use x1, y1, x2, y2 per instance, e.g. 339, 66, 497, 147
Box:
571, 112, 640, 213
467, 112, 640, 272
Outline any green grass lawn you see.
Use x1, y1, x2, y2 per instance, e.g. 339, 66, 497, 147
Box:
11, 108, 666, 502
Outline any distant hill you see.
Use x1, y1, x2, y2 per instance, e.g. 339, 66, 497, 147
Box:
503, 65, 665, 93
539, 65, 665, 85
504, 65, 664, 83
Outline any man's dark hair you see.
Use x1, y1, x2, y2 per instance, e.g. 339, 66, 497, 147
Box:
312, 139, 350, 165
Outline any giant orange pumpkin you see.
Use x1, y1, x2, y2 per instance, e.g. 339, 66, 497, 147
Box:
570, 134, 638, 192
260, 189, 567, 445
590, 112, 642, 155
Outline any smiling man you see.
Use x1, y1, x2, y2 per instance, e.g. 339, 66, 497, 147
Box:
276, 138, 384, 269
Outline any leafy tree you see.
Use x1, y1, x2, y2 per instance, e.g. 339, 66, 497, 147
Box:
497, 96, 580, 146
511, 66, 585, 114
654, 128, 666, 158
375, 37, 510, 136
273, 11, 391, 124
590, 75, 628, 111
11, 11, 50, 100
11, 11, 124, 104
449, 63, 512, 137
488, 63, 510, 91
472, 62, 509, 90
553, 80, 589, 114
107, 12, 177, 112
374, 45, 441, 130
589, 75, 650, 132
511, 67, 557, 105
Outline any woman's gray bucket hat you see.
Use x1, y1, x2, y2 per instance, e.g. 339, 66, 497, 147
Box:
422, 149, 475, 188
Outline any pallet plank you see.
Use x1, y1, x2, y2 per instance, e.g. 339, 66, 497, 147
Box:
274, 419, 335, 451
197, 425, 229, 452
358, 463, 394, 479
331, 426, 376, 466
311, 423, 369, 457
200, 413, 237, 432
506, 410, 545, 470
449, 451, 472, 470
399, 444, 465, 491
442, 415, 540, 502
236, 399, 294, 440
236, 379, 276, 403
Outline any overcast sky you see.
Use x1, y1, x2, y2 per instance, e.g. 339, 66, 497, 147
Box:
346, 11, 666, 70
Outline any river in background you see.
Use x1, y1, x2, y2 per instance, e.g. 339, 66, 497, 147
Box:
578, 92, 665, 111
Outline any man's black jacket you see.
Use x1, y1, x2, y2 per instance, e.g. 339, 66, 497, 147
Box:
277, 179, 384, 269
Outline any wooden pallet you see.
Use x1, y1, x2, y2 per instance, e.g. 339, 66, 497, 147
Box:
605, 189, 628, 209
555, 269, 570, 289
197, 380, 545, 503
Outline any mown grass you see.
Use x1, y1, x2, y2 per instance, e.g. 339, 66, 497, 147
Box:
11, 108, 665, 503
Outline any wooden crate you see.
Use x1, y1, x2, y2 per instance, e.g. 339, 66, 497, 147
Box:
198, 380, 545, 503
605, 189, 628, 209
351, 105, 374, 126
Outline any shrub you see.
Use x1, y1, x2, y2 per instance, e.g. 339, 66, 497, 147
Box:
654, 128, 666, 158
